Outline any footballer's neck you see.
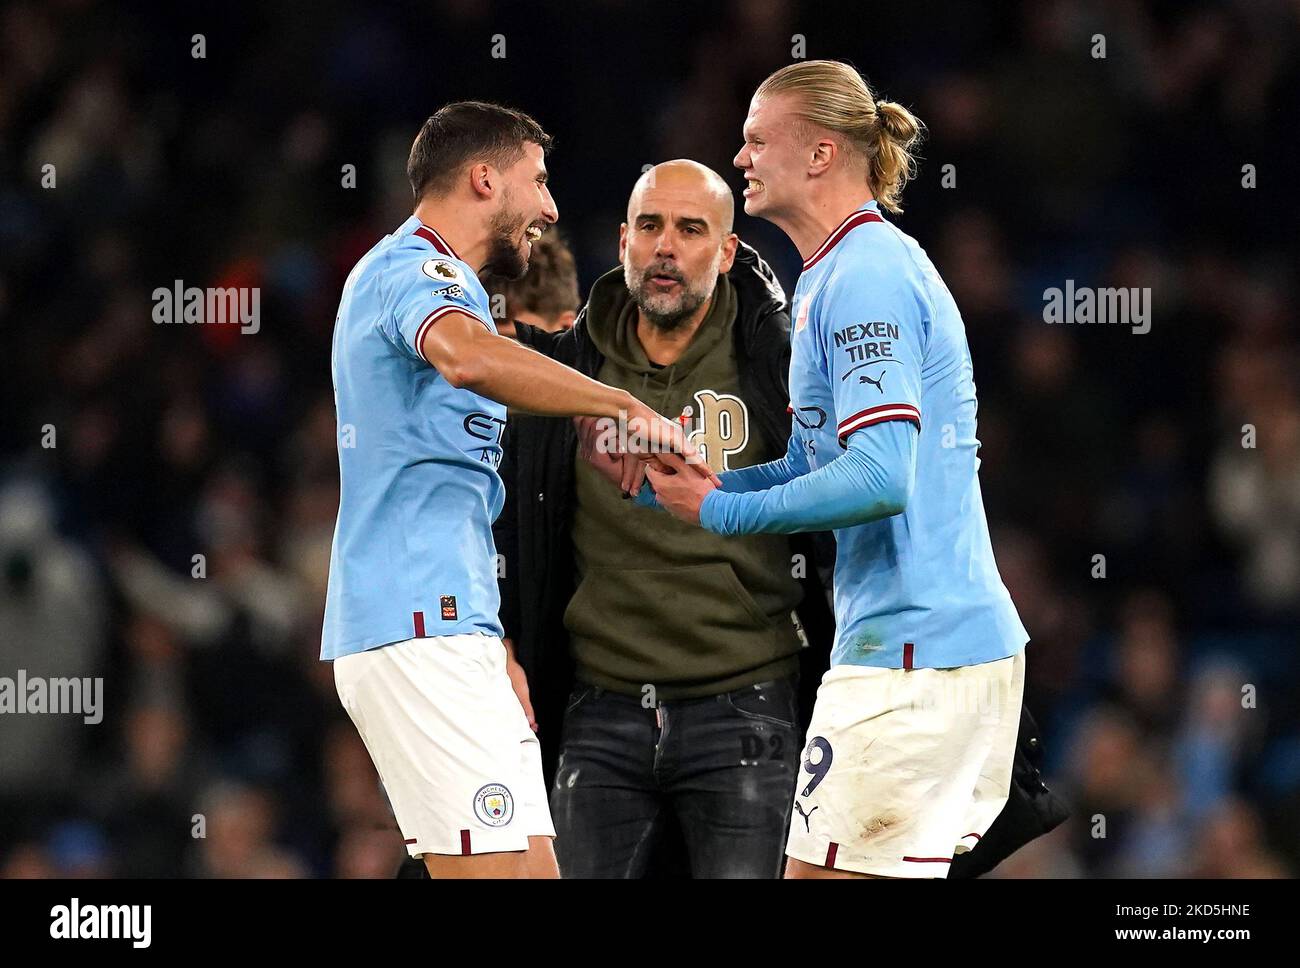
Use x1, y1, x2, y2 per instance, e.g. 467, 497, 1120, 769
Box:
774, 186, 878, 263
412, 200, 491, 273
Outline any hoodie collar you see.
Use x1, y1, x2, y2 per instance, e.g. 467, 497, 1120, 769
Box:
584, 268, 736, 379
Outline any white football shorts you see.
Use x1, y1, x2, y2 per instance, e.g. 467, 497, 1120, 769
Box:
785, 649, 1025, 878
334, 633, 555, 858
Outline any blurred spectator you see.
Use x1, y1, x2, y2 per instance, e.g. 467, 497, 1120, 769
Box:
190, 783, 308, 879
93, 702, 205, 878
45, 821, 113, 879
1210, 386, 1300, 614
482, 232, 581, 333
0, 842, 57, 879
1107, 590, 1182, 740
1064, 707, 1157, 874
1174, 658, 1260, 824
1190, 799, 1290, 878
0, 480, 106, 800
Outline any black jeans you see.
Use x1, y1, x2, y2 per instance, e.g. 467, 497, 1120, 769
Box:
550, 677, 800, 878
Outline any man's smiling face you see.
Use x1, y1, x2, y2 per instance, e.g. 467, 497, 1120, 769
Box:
484, 142, 559, 280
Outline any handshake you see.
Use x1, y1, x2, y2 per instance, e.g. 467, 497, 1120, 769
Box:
573, 401, 721, 525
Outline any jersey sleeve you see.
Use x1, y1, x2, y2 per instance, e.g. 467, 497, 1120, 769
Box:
818, 272, 926, 445
700, 419, 916, 535
636, 428, 809, 511
385, 255, 494, 365
718, 426, 810, 493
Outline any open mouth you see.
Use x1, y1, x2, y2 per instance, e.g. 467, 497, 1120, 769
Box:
743, 178, 765, 198
525, 224, 543, 244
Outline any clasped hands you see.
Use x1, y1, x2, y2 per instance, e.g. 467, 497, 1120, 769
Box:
574, 404, 721, 526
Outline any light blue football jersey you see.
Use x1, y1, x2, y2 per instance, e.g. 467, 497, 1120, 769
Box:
790, 200, 1028, 669
321, 216, 506, 660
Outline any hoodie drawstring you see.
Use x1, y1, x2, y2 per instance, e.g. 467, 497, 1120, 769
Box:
637, 367, 678, 417
661, 365, 677, 415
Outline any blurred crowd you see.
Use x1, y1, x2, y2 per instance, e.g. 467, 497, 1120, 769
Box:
1, 0, 1297, 878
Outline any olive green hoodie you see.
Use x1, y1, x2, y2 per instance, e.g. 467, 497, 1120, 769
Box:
564, 267, 804, 699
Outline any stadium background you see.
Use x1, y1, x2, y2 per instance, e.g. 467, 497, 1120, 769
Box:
1, 0, 1297, 878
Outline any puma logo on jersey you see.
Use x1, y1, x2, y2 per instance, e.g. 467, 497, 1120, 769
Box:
860, 370, 885, 392
685, 389, 751, 473
794, 801, 819, 832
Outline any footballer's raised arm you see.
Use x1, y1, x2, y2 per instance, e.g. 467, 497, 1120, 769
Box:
420, 309, 631, 419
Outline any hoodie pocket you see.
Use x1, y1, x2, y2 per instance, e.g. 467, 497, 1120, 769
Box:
564, 563, 783, 687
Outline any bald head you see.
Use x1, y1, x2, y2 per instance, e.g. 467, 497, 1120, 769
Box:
620, 160, 740, 334
628, 160, 735, 235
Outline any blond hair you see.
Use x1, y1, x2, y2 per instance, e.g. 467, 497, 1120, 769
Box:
755, 60, 923, 214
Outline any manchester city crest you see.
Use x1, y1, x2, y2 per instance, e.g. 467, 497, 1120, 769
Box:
473, 783, 514, 827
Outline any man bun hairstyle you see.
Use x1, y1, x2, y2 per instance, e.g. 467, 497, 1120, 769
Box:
756, 60, 924, 214
407, 101, 553, 201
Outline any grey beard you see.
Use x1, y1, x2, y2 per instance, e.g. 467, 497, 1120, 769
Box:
635, 298, 700, 332
627, 274, 711, 332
